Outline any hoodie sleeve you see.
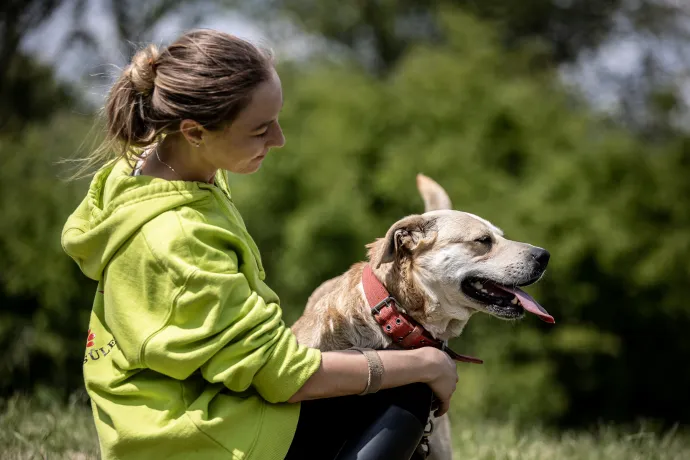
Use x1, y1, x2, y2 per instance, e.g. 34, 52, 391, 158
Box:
140, 209, 321, 404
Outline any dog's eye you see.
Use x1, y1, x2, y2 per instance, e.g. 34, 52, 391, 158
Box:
475, 236, 492, 245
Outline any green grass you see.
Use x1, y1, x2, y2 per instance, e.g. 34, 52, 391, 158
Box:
450, 418, 689, 460
1, 395, 689, 459
0, 395, 100, 460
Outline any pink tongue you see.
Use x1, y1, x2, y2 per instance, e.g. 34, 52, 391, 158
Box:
496, 285, 555, 324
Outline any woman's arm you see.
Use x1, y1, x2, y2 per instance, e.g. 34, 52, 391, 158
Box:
287, 347, 458, 416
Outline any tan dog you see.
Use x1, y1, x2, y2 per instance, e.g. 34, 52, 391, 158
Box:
292, 174, 553, 460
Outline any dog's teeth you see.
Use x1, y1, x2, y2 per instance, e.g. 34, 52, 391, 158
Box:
473, 282, 483, 290
511, 297, 518, 305
480, 289, 488, 293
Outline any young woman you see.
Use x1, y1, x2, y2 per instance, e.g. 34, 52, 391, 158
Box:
62, 29, 458, 460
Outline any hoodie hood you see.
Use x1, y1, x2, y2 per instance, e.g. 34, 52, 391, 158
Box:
62, 158, 221, 281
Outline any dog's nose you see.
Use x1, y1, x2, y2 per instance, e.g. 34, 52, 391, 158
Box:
531, 248, 550, 270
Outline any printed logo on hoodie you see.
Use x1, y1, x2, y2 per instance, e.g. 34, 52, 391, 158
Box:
84, 328, 118, 365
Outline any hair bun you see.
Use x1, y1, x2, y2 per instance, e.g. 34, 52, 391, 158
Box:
128, 44, 160, 95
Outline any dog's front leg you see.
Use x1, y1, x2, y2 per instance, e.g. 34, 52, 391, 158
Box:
426, 413, 453, 460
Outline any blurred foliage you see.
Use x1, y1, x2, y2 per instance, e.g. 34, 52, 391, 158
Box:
1, 2, 690, 430
0, 1, 76, 133
238, 0, 690, 135
0, 113, 96, 396
66, 0, 204, 65
0, 1, 62, 67
0, 54, 75, 134
237, 0, 682, 73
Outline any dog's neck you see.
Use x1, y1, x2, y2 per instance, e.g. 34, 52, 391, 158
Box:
370, 262, 426, 317
366, 262, 467, 341
365, 237, 471, 340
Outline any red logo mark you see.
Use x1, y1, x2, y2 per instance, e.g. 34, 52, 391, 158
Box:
86, 329, 96, 348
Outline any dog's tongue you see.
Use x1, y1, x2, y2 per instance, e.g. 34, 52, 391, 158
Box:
495, 284, 555, 324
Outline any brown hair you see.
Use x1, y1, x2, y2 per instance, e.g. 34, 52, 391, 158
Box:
72, 29, 274, 177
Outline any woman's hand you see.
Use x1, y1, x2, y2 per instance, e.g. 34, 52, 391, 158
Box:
418, 347, 458, 417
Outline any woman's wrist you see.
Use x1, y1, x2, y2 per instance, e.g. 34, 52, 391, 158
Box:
412, 347, 444, 384
375, 347, 441, 388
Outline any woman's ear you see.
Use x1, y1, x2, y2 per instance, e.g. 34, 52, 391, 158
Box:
180, 119, 205, 147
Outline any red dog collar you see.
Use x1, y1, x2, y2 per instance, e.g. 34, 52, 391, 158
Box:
362, 264, 483, 364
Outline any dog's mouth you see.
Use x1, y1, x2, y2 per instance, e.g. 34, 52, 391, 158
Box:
460, 277, 554, 323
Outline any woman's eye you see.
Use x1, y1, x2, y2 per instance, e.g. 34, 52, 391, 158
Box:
254, 129, 268, 138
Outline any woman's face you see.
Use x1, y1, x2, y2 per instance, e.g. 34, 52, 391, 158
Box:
201, 68, 285, 175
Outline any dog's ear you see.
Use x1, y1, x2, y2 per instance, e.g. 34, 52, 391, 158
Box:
417, 174, 452, 212
369, 215, 436, 268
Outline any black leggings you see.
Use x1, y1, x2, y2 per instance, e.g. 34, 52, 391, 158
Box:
284, 383, 432, 460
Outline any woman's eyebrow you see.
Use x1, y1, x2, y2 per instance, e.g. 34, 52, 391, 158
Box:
251, 100, 284, 131
251, 120, 272, 131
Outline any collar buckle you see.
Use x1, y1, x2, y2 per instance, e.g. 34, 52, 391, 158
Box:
371, 295, 396, 315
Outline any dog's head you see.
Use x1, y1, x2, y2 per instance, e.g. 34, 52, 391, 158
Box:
367, 174, 553, 340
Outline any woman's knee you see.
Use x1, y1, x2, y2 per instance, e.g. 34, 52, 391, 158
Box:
386, 383, 433, 424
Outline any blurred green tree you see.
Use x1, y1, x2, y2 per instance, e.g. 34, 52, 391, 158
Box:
0, 113, 96, 396
0, 0, 63, 72
236, 0, 690, 138
235, 0, 681, 71
0, 0, 76, 133
65, 0, 203, 64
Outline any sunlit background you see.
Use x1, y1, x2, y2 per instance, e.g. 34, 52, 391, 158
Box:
2, 1, 690, 458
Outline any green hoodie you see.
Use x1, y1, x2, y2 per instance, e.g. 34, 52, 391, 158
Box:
62, 158, 321, 460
